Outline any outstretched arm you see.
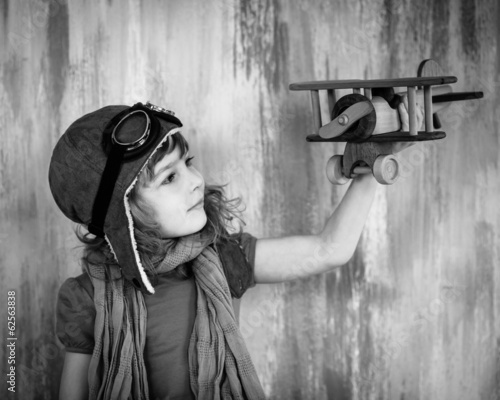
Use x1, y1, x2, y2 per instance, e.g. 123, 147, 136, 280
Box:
253, 95, 422, 284
253, 173, 378, 283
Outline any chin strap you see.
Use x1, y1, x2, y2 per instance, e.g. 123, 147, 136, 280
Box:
88, 145, 125, 237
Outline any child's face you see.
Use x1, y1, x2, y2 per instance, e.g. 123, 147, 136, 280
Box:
138, 145, 207, 238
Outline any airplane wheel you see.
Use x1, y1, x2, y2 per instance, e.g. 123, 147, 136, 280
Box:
326, 155, 349, 185
373, 155, 400, 185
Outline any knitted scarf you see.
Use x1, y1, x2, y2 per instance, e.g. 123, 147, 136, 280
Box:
85, 229, 266, 399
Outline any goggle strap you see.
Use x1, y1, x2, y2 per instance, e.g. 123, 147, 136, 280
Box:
88, 145, 126, 237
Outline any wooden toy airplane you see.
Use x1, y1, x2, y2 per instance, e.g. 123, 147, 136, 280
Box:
289, 59, 483, 184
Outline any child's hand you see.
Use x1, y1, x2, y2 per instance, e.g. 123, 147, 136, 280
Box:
398, 93, 424, 131
393, 94, 425, 154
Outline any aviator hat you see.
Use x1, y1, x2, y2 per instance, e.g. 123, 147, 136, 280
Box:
48, 102, 182, 295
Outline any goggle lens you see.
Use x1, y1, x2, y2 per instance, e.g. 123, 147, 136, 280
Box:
111, 110, 151, 151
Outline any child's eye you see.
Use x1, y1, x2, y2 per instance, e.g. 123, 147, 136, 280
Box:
161, 157, 195, 185
163, 173, 176, 184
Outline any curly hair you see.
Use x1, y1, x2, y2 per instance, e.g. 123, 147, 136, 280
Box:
77, 131, 246, 281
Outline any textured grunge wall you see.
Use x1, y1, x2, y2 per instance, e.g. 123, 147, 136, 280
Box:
1, 0, 499, 399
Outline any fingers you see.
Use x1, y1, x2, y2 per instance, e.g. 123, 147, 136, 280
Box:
417, 105, 424, 130
399, 93, 424, 131
398, 102, 409, 131
402, 93, 409, 111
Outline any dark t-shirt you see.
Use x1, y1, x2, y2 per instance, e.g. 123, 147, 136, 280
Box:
55, 233, 258, 400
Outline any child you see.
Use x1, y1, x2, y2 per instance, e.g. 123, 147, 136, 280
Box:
50, 99, 420, 400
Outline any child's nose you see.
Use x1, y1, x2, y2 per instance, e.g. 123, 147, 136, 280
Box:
189, 169, 204, 191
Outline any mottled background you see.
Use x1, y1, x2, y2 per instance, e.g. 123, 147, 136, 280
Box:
0, 0, 499, 399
